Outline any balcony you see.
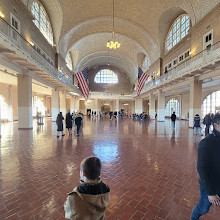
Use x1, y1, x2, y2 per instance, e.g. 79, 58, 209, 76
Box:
0, 17, 80, 93
140, 41, 220, 95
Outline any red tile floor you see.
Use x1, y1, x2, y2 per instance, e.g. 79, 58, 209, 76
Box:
0, 117, 219, 220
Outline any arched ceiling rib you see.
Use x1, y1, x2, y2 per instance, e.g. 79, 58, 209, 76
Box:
75, 51, 137, 82
59, 17, 158, 62
22, 0, 220, 81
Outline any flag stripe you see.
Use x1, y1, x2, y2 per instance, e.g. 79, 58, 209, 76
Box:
137, 72, 149, 97
75, 71, 89, 100
75, 73, 87, 98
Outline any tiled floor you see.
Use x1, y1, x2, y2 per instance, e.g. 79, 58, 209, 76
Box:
0, 117, 219, 220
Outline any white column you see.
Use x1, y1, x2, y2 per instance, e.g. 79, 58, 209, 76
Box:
179, 95, 182, 119
115, 99, 120, 112
70, 96, 75, 113
149, 93, 155, 119
60, 91, 67, 116
189, 78, 202, 127
9, 86, 13, 121
17, 73, 33, 129
0, 106, 1, 138
135, 99, 143, 114
75, 97, 80, 112
51, 89, 60, 122
158, 89, 165, 122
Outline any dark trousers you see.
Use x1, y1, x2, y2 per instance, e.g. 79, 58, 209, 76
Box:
191, 182, 212, 220
76, 124, 81, 134
205, 125, 210, 135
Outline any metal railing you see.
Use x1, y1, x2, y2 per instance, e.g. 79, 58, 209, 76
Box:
141, 40, 220, 94
0, 18, 76, 90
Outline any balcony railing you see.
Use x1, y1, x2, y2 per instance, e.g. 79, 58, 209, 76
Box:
141, 41, 220, 94
0, 18, 76, 90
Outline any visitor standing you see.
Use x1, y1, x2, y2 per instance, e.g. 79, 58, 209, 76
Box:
171, 111, 176, 129
203, 113, 212, 136
194, 114, 203, 136
191, 113, 220, 219
56, 112, 65, 137
75, 113, 82, 136
66, 112, 73, 136
64, 156, 110, 219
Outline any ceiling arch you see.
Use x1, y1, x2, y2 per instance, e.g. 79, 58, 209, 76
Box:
75, 51, 137, 82
59, 17, 159, 62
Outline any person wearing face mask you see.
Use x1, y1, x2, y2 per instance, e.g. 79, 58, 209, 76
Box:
191, 113, 220, 219
64, 156, 110, 220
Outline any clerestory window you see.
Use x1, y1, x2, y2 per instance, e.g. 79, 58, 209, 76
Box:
94, 69, 118, 84
165, 14, 190, 52
31, 1, 53, 45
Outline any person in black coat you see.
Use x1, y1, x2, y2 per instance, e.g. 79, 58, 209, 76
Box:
75, 114, 82, 136
56, 112, 65, 137
66, 112, 73, 136
203, 113, 212, 136
171, 111, 176, 129
191, 113, 220, 219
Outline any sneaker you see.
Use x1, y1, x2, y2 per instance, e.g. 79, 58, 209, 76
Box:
62, 134, 65, 136
77, 133, 79, 136
57, 136, 59, 138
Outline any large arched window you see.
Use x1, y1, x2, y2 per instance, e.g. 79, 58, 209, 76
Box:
165, 98, 180, 117
31, 1, 53, 45
94, 69, 118, 84
165, 14, 190, 52
202, 91, 220, 118
66, 53, 73, 71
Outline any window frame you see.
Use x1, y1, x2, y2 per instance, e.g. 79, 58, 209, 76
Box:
31, 1, 53, 45
165, 14, 190, 52
94, 69, 118, 84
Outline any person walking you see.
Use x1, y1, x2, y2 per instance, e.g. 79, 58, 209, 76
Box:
56, 112, 65, 137
75, 113, 82, 136
191, 113, 220, 219
171, 111, 176, 129
66, 112, 73, 136
194, 114, 203, 136
203, 113, 212, 136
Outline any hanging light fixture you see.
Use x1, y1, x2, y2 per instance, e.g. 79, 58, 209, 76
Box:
106, 0, 121, 49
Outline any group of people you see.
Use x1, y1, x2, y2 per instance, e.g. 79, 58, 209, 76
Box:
62, 114, 220, 220
56, 112, 83, 137
194, 113, 215, 136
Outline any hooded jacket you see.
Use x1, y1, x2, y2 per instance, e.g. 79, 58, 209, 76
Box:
64, 181, 110, 220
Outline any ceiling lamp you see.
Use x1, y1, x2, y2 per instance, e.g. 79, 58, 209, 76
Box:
106, 0, 121, 50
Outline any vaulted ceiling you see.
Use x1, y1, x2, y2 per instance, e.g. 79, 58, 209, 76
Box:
22, 0, 220, 82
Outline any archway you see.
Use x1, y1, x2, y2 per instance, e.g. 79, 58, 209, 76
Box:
202, 90, 220, 118
165, 98, 180, 117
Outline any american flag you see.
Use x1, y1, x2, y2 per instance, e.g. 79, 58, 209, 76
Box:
75, 67, 89, 100
137, 67, 149, 97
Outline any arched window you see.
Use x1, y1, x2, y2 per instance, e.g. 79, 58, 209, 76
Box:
66, 53, 73, 71
94, 69, 118, 84
0, 95, 11, 121
31, 1, 53, 45
165, 14, 190, 52
165, 98, 180, 117
202, 91, 220, 118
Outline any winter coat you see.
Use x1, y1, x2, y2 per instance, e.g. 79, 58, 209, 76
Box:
194, 115, 201, 127
171, 113, 176, 121
75, 116, 82, 126
66, 113, 73, 129
64, 181, 110, 220
56, 114, 64, 131
197, 129, 220, 195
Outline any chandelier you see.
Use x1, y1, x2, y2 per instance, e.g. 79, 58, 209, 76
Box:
106, 0, 121, 49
